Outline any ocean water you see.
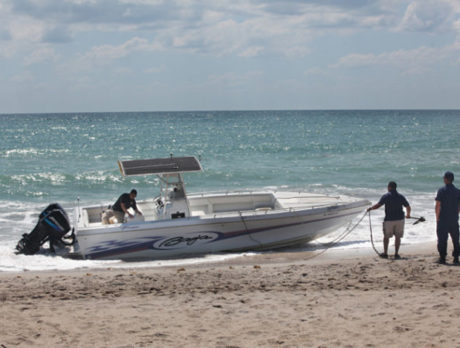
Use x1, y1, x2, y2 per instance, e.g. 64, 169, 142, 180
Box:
1, 109, 459, 272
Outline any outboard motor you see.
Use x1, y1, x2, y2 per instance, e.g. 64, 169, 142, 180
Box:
16, 203, 73, 255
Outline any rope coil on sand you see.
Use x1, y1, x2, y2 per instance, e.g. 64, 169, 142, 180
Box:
368, 211, 382, 256
368, 212, 426, 258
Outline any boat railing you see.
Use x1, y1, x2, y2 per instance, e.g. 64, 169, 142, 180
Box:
205, 201, 348, 219
74, 192, 366, 226
189, 188, 338, 197
188, 190, 344, 203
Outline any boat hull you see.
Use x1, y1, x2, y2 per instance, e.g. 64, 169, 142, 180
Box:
75, 199, 368, 260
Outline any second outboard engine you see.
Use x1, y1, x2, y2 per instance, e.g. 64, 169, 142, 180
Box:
16, 203, 73, 255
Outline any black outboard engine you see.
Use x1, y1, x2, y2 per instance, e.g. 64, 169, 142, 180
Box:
16, 203, 73, 255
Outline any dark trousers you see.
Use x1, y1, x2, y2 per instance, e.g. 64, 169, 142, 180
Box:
437, 220, 460, 258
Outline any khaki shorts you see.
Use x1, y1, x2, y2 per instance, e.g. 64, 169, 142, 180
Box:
383, 219, 405, 238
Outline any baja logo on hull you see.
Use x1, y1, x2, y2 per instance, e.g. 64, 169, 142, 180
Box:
152, 232, 219, 250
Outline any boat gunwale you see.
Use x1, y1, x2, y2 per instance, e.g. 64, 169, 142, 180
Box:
76, 198, 369, 236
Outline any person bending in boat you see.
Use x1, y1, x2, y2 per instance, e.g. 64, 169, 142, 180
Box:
367, 181, 411, 259
102, 189, 142, 224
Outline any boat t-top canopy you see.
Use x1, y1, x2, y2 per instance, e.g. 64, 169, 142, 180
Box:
118, 156, 202, 176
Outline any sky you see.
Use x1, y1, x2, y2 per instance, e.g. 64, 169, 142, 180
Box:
0, 0, 459, 113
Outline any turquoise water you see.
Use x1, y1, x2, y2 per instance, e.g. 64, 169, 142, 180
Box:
1, 110, 459, 271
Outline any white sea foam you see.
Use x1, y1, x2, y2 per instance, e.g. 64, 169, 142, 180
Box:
0, 239, 255, 272
3, 148, 70, 157
311, 190, 437, 252
0, 200, 257, 272
4, 148, 39, 156
0, 189, 438, 272
9, 173, 68, 188
75, 172, 123, 183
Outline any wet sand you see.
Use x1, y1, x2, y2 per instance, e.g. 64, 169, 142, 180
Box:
1, 243, 460, 348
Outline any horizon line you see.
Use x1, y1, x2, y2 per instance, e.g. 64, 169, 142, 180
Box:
2, 108, 460, 116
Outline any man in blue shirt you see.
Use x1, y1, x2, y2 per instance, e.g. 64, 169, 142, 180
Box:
368, 181, 411, 259
435, 171, 460, 264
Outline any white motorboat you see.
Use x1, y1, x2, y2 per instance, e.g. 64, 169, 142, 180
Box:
73, 156, 370, 260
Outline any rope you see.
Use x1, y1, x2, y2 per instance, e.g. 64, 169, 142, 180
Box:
238, 211, 263, 248
303, 209, 368, 260
368, 211, 382, 256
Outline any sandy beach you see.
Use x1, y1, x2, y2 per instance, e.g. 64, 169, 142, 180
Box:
1, 243, 460, 348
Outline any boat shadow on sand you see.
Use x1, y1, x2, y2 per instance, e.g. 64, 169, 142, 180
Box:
273, 239, 368, 253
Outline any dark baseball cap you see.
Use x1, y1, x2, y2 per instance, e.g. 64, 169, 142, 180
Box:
444, 171, 454, 181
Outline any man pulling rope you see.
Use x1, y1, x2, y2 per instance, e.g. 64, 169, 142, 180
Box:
367, 181, 411, 260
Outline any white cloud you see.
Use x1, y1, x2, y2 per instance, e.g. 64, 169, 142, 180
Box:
207, 70, 263, 87
83, 37, 162, 61
0, 0, 447, 60
68, 0, 99, 4
331, 43, 460, 74
2, 0, 460, 112
399, 0, 453, 32
1, 0, 459, 62
455, 19, 460, 35
144, 65, 165, 74
8, 17, 45, 42
10, 70, 34, 83
239, 46, 264, 58
304, 66, 328, 76
0, 41, 16, 58
24, 46, 58, 65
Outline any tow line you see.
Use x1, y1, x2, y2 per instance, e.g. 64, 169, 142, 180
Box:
368, 211, 426, 258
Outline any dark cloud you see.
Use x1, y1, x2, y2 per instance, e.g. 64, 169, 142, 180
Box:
42, 26, 73, 43
8, 0, 389, 28
6, 0, 430, 37
262, 0, 382, 16
9, 0, 198, 26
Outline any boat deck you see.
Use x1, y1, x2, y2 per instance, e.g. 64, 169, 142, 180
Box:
78, 191, 360, 229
